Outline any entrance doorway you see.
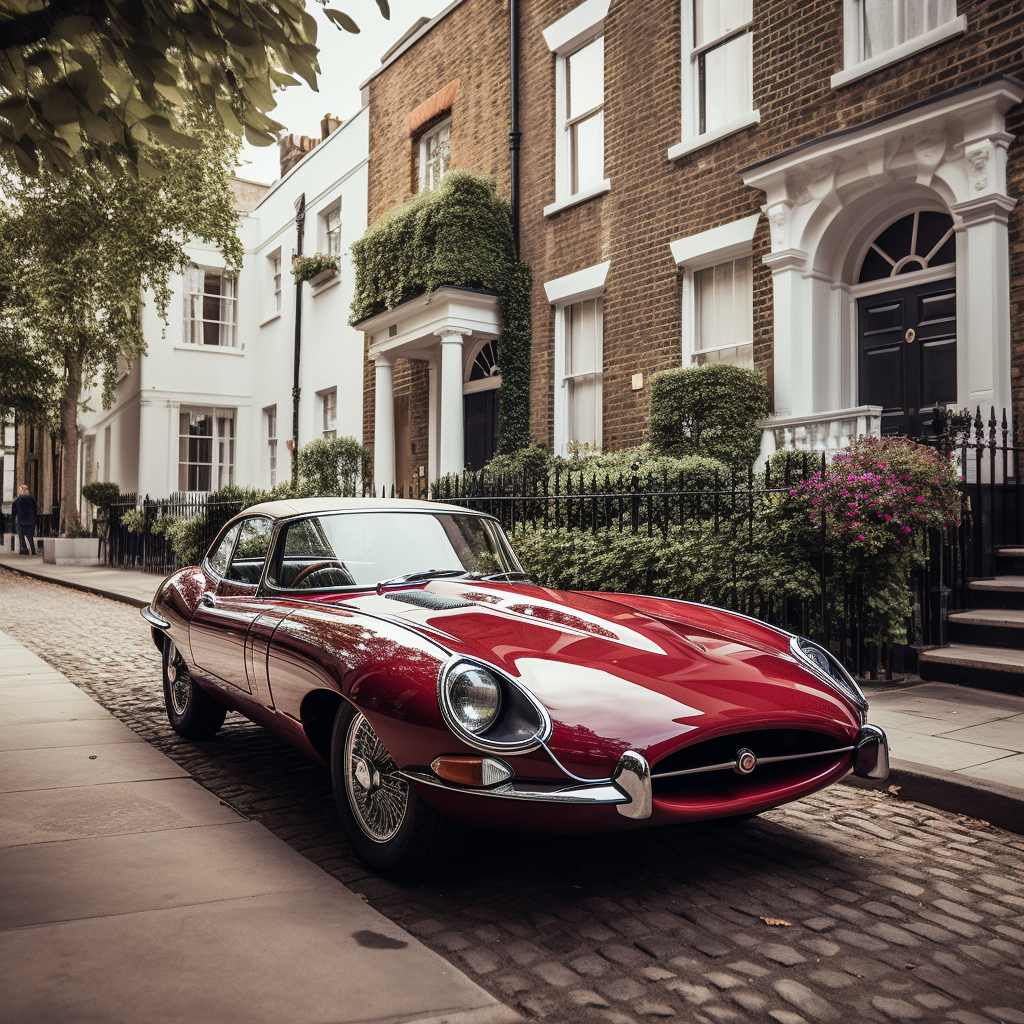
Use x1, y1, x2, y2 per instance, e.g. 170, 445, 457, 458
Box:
858, 281, 956, 437
463, 339, 500, 471
855, 211, 956, 436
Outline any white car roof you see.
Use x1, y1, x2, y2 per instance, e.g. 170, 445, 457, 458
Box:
243, 497, 483, 520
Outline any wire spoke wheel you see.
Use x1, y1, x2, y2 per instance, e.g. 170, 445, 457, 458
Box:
166, 640, 191, 716
344, 712, 410, 843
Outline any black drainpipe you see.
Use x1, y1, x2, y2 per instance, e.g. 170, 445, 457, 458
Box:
291, 193, 306, 487
509, 0, 521, 256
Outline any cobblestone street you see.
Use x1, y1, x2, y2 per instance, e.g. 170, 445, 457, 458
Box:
3, 568, 1023, 1024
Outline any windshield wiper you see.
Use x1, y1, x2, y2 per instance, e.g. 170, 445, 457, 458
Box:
376, 568, 469, 592
476, 571, 533, 583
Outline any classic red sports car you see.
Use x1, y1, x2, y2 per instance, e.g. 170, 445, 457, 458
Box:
142, 498, 888, 875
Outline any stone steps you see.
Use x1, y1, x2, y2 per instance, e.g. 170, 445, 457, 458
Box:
918, 643, 1024, 697
968, 575, 1024, 609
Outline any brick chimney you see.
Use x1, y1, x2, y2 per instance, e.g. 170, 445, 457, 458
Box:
320, 113, 343, 140
278, 134, 318, 178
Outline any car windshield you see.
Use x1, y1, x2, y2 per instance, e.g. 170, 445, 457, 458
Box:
267, 511, 522, 590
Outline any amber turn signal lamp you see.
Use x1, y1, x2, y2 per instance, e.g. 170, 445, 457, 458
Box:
431, 756, 513, 788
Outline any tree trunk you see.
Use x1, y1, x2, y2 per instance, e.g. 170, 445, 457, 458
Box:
59, 352, 84, 536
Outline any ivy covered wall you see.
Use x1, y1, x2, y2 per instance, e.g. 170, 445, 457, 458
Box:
350, 171, 532, 454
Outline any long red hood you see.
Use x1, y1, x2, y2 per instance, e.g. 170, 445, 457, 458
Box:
329, 580, 862, 766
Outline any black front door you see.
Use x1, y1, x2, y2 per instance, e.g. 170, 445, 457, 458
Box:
464, 389, 499, 471
857, 280, 956, 436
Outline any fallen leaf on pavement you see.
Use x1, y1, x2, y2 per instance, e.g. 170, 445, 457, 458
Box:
760, 917, 792, 927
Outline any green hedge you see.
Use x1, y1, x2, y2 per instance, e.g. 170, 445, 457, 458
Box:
350, 171, 532, 454
649, 363, 770, 470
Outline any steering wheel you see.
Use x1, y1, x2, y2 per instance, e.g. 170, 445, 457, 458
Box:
290, 560, 353, 588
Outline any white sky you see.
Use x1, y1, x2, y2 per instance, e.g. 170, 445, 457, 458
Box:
238, 0, 453, 184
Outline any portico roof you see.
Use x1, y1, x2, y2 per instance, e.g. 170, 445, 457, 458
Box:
357, 285, 502, 363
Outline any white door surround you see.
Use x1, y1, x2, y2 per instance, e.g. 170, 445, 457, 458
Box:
357, 286, 502, 492
742, 76, 1024, 430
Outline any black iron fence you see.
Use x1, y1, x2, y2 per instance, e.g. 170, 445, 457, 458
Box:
99, 406, 1021, 681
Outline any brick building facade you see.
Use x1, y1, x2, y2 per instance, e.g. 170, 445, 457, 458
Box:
360, 0, 1024, 490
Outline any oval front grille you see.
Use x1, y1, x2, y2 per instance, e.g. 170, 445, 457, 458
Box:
653, 729, 843, 778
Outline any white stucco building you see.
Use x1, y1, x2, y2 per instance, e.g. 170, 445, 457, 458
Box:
79, 105, 369, 501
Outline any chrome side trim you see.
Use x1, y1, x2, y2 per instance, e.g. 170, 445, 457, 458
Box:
651, 745, 856, 780
141, 606, 171, 630
613, 750, 652, 819
401, 768, 628, 805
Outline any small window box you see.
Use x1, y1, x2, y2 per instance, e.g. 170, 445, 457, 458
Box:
309, 266, 338, 288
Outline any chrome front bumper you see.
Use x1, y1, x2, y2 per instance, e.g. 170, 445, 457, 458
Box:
401, 747, 654, 818
403, 726, 888, 818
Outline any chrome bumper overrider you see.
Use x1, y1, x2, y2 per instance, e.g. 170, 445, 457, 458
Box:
853, 724, 890, 780
401, 748, 654, 818
141, 606, 171, 630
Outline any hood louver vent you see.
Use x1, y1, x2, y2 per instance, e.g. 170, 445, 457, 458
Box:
385, 591, 473, 612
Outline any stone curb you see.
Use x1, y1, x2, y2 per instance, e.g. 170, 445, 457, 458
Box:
0, 559, 152, 609
841, 757, 1024, 836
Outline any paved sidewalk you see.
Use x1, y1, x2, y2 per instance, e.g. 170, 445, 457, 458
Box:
0, 629, 520, 1024
3, 550, 1022, 834
852, 682, 1024, 833
0, 547, 159, 607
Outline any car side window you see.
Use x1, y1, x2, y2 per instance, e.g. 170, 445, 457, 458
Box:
225, 517, 273, 585
207, 524, 240, 577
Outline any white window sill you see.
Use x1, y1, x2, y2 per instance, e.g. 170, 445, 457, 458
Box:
667, 110, 760, 162
543, 179, 611, 218
831, 16, 967, 89
173, 344, 245, 356
260, 312, 282, 327
311, 273, 342, 297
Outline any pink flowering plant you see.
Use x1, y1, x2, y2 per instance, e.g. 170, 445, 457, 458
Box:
768, 436, 963, 645
788, 436, 962, 557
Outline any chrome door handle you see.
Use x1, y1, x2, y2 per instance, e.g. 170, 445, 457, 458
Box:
200, 592, 216, 608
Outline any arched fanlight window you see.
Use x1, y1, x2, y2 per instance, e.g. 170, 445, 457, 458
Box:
467, 339, 500, 382
858, 211, 955, 284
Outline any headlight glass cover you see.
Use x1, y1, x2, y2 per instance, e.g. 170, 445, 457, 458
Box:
791, 637, 868, 713
448, 664, 502, 734
437, 657, 552, 754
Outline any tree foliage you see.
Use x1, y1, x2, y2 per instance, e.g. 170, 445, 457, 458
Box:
296, 435, 369, 495
350, 171, 533, 455
0, 0, 389, 176
0, 114, 242, 531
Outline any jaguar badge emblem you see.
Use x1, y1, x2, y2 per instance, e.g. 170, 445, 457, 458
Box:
734, 748, 757, 775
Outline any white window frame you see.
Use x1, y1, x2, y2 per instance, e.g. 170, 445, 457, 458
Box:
177, 406, 235, 493
322, 203, 343, 256
668, 0, 760, 162
265, 405, 278, 487
542, 0, 611, 217
319, 387, 338, 439
670, 214, 759, 366
264, 249, 282, 322
832, 1, 966, 89
418, 117, 451, 193
183, 266, 238, 348
544, 260, 611, 455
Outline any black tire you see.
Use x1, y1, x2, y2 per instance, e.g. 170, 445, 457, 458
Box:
330, 702, 464, 877
162, 635, 226, 739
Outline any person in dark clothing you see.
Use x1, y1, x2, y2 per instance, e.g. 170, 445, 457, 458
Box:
0, 507, 6, 547
12, 485, 37, 555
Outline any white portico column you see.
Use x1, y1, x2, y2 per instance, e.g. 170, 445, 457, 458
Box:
373, 354, 396, 496
434, 328, 471, 478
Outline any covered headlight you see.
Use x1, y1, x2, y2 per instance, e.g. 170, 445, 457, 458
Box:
437, 657, 552, 754
791, 637, 868, 714
448, 664, 502, 734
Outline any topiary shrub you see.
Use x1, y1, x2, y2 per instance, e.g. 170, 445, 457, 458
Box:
82, 480, 121, 513
296, 436, 369, 496
649, 363, 769, 470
